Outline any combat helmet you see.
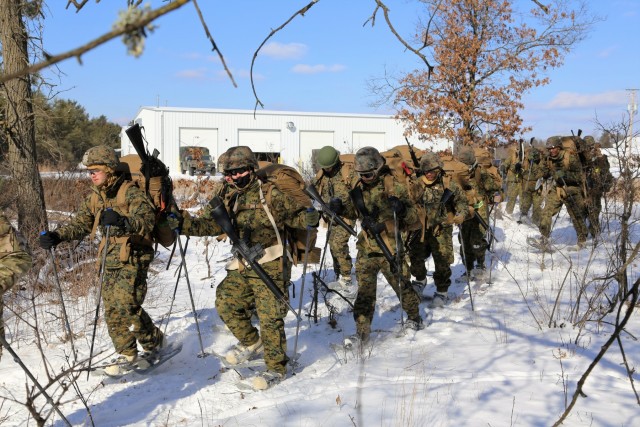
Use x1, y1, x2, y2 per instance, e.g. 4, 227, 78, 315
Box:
354, 146, 385, 174
222, 146, 258, 172
545, 136, 562, 149
419, 151, 443, 172
457, 147, 477, 167
82, 145, 120, 169
316, 146, 340, 169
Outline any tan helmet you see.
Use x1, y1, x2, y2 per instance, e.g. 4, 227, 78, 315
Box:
82, 145, 119, 169
222, 146, 258, 171
354, 146, 385, 172
457, 147, 477, 166
419, 151, 443, 172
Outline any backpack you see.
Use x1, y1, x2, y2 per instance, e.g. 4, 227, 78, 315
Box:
473, 147, 503, 194
90, 154, 177, 249
255, 163, 321, 265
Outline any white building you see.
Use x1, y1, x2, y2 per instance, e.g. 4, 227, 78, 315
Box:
120, 107, 450, 174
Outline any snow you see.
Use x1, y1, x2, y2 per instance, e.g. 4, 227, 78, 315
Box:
1, 205, 639, 427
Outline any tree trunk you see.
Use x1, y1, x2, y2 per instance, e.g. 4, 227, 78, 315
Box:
0, 0, 48, 238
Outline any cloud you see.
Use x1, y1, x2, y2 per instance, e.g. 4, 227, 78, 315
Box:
291, 64, 347, 74
175, 68, 209, 80
261, 42, 308, 59
546, 91, 627, 109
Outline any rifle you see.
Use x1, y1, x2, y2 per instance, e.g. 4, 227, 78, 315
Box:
208, 196, 301, 320
304, 184, 356, 236
349, 187, 398, 272
405, 137, 422, 176
474, 210, 496, 250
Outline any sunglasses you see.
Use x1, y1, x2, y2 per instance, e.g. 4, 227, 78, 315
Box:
224, 167, 251, 177
87, 169, 101, 175
358, 170, 376, 179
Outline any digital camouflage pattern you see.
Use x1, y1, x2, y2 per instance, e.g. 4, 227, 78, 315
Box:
0, 212, 32, 357
520, 148, 546, 225
585, 147, 614, 235
341, 168, 422, 340
314, 159, 357, 279
82, 145, 120, 169
500, 144, 522, 215
538, 147, 590, 243
409, 173, 468, 293
182, 174, 311, 375
459, 165, 502, 270
54, 176, 162, 356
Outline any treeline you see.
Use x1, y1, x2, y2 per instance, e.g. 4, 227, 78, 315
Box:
0, 92, 122, 171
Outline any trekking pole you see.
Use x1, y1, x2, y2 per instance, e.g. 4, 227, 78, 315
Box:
393, 210, 405, 329
45, 246, 77, 362
162, 232, 190, 336
0, 335, 72, 427
292, 214, 313, 369
311, 216, 333, 323
458, 227, 475, 311
165, 238, 178, 270
176, 234, 207, 358
87, 225, 110, 380
487, 201, 499, 285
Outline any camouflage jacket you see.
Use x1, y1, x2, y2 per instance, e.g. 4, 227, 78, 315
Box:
343, 169, 419, 255
0, 213, 32, 295
418, 175, 468, 230
542, 149, 584, 189
586, 154, 613, 193
313, 163, 357, 221
462, 166, 502, 207
55, 176, 156, 269
500, 147, 521, 183
183, 176, 310, 258
521, 159, 546, 191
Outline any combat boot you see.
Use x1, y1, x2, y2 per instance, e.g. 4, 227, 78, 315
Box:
225, 338, 264, 365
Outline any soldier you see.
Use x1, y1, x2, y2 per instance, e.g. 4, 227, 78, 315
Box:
500, 140, 523, 215
180, 146, 319, 390
408, 151, 468, 308
457, 147, 502, 282
584, 138, 614, 236
341, 147, 424, 342
519, 146, 546, 226
313, 146, 357, 297
0, 211, 33, 360
38, 145, 165, 375
535, 137, 589, 249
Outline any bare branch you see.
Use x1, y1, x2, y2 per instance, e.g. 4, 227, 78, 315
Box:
1, 0, 191, 85
250, 0, 321, 114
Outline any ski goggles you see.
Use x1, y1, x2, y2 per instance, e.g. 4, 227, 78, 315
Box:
224, 167, 251, 177
357, 170, 376, 179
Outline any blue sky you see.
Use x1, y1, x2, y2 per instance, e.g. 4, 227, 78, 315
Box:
41, 1, 640, 140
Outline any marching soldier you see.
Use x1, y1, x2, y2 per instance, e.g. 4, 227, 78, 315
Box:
519, 146, 546, 226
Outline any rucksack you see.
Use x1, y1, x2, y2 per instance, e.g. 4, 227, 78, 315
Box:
473, 147, 503, 194
255, 163, 321, 265
90, 154, 177, 249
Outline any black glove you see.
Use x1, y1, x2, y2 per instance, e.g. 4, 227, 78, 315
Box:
387, 196, 406, 218
514, 162, 522, 174
39, 231, 61, 250
100, 209, 126, 227
361, 217, 386, 234
328, 197, 344, 215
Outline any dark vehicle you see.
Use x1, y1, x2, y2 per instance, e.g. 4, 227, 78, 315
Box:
180, 146, 216, 176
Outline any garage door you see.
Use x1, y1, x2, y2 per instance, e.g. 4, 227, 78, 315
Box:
300, 131, 334, 169
352, 132, 386, 152
238, 130, 282, 153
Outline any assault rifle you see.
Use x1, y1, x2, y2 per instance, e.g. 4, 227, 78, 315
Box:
405, 137, 422, 176
474, 209, 496, 251
304, 184, 356, 236
349, 187, 398, 272
208, 196, 300, 320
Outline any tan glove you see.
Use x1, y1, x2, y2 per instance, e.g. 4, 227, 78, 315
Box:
451, 215, 465, 225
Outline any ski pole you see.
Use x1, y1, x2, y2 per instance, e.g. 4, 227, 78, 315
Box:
44, 245, 77, 362
458, 227, 475, 311
162, 232, 189, 337
87, 225, 110, 380
176, 234, 207, 358
393, 210, 405, 329
292, 212, 314, 369
310, 216, 333, 323
0, 335, 72, 427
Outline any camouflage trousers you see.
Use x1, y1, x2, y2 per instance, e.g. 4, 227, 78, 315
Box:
459, 213, 488, 270
520, 182, 543, 225
539, 185, 589, 243
354, 251, 421, 340
102, 257, 163, 357
585, 192, 603, 236
0, 302, 4, 358
328, 222, 353, 279
408, 226, 454, 293
216, 260, 289, 375
505, 179, 522, 214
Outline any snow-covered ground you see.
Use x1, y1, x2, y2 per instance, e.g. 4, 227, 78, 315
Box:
1, 202, 638, 426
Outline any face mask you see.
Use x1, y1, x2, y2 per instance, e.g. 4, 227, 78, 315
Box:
233, 173, 253, 188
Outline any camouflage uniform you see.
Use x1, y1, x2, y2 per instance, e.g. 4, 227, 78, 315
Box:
53, 147, 162, 357
500, 144, 522, 215
313, 151, 356, 281
459, 149, 502, 272
0, 212, 32, 358
341, 149, 423, 340
584, 145, 613, 236
409, 161, 468, 294
538, 139, 589, 244
183, 149, 313, 376
519, 147, 546, 225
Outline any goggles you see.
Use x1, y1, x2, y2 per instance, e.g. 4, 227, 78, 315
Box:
224, 167, 251, 177
358, 170, 376, 180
